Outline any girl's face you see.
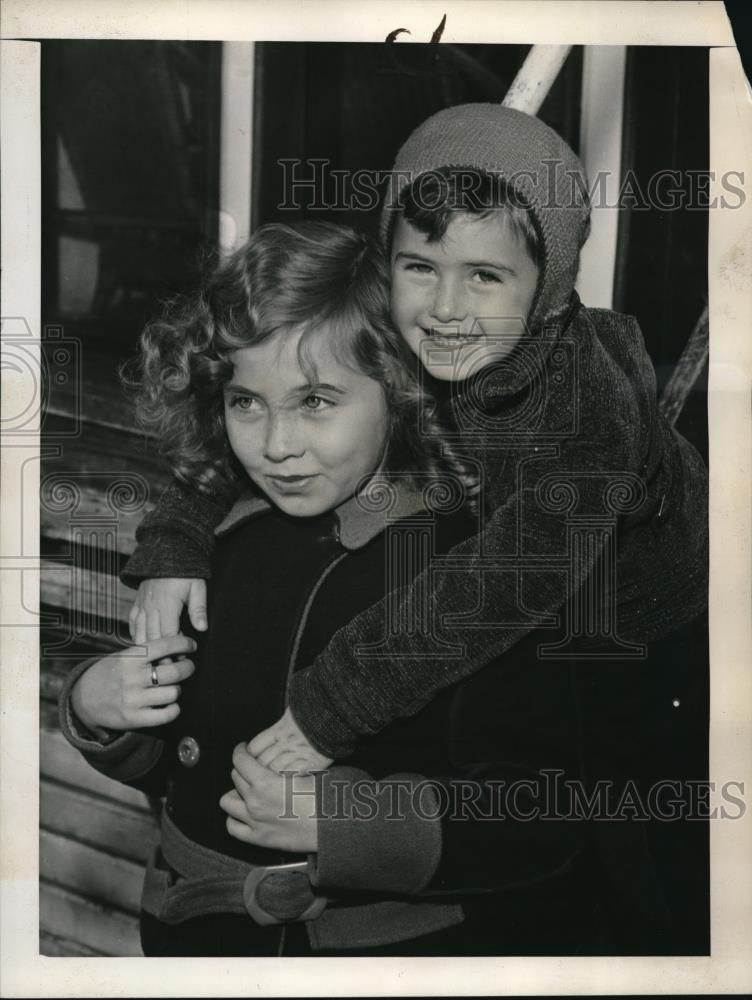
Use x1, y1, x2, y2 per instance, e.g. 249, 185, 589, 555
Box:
224, 328, 389, 518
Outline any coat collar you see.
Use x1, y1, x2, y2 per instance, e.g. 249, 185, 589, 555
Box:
214, 477, 427, 551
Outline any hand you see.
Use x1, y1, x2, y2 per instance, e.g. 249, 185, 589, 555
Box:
129, 578, 208, 643
71, 634, 197, 732
247, 707, 333, 775
219, 743, 318, 853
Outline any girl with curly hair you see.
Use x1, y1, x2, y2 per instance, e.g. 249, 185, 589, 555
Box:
60, 221, 590, 957
129, 220, 469, 503
60, 102, 709, 957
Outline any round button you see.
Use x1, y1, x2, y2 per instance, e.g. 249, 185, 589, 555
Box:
177, 736, 201, 767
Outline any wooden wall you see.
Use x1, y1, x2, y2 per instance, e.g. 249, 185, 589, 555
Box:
39, 390, 170, 956
39, 39, 220, 956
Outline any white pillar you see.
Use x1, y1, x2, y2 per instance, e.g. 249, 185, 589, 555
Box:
575, 45, 627, 309
502, 45, 573, 116
218, 42, 255, 253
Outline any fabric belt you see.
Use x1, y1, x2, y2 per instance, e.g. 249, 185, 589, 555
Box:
141, 810, 326, 926
142, 810, 466, 949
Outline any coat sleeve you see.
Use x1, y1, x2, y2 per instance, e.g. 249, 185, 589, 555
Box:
309, 762, 583, 897
288, 467, 623, 759
120, 479, 231, 589
58, 656, 172, 799
288, 317, 708, 759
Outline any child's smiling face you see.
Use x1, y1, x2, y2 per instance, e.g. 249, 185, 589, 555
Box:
390, 211, 539, 382
224, 328, 389, 518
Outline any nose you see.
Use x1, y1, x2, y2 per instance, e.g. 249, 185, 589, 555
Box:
264, 412, 305, 463
431, 275, 466, 324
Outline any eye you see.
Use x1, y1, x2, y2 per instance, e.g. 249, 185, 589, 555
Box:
302, 394, 332, 412
227, 393, 260, 413
404, 261, 433, 275
472, 269, 502, 284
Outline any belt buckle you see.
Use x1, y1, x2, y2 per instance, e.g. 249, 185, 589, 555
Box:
242, 860, 327, 926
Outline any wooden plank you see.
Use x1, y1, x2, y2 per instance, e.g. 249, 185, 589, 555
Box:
40, 410, 170, 556
41, 481, 155, 556
42, 412, 168, 482
43, 356, 155, 437
41, 625, 123, 656
40, 829, 145, 913
41, 559, 134, 624
39, 930, 106, 957
40, 725, 155, 814
40, 880, 142, 957
41, 779, 158, 865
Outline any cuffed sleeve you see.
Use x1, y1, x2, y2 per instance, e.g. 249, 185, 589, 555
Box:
309, 763, 585, 899
120, 479, 231, 588
58, 656, 165, 785
309, 766, 442, 895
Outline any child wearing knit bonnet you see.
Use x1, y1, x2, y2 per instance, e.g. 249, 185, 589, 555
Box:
124, 104, 710, 954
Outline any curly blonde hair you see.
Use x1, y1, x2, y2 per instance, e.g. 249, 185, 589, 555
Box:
126, 221, 477, 503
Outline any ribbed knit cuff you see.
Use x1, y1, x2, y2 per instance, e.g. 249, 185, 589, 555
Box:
287, 668, 360, 759
120, 542, 213, 589
309, 767, 442, 895
119, 479, 229, 588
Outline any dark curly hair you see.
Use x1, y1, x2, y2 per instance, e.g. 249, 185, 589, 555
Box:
126, 221, 477, 504
400, 167, 543, 265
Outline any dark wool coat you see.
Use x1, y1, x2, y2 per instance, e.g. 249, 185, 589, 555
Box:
122, 300, 709, 762
63, 485, 708, 957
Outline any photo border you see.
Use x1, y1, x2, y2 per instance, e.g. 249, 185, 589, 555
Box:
1, 2, 749, 995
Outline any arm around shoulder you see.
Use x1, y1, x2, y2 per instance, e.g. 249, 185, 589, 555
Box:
121, 478, 232, 588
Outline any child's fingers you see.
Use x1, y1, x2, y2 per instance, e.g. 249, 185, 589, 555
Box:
267, 749, 310, 775
219, 788, 246, 819
267, 757, 318, 777
247, 726, 279, 758
255, 743, 283, 768
232, 746, 268, 785
133, 610, 148, 646
145, 607, 163, 641
144, 658, 195, 687
231, 766, 252, 797
286, 758, 321, 776
159, 601, 182, 639
226, 817, 257, 845
188, 579, 208, 631
146, 633, 197, 663
143, 683, 181, 707
136, 702, 181, 727
128, 603, 140, 641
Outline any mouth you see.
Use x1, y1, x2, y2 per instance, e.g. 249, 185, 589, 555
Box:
265, 473, 319, 494
420, 326, 478, 346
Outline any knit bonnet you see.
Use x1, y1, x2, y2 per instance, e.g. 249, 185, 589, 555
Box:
380, 103, 591, 332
